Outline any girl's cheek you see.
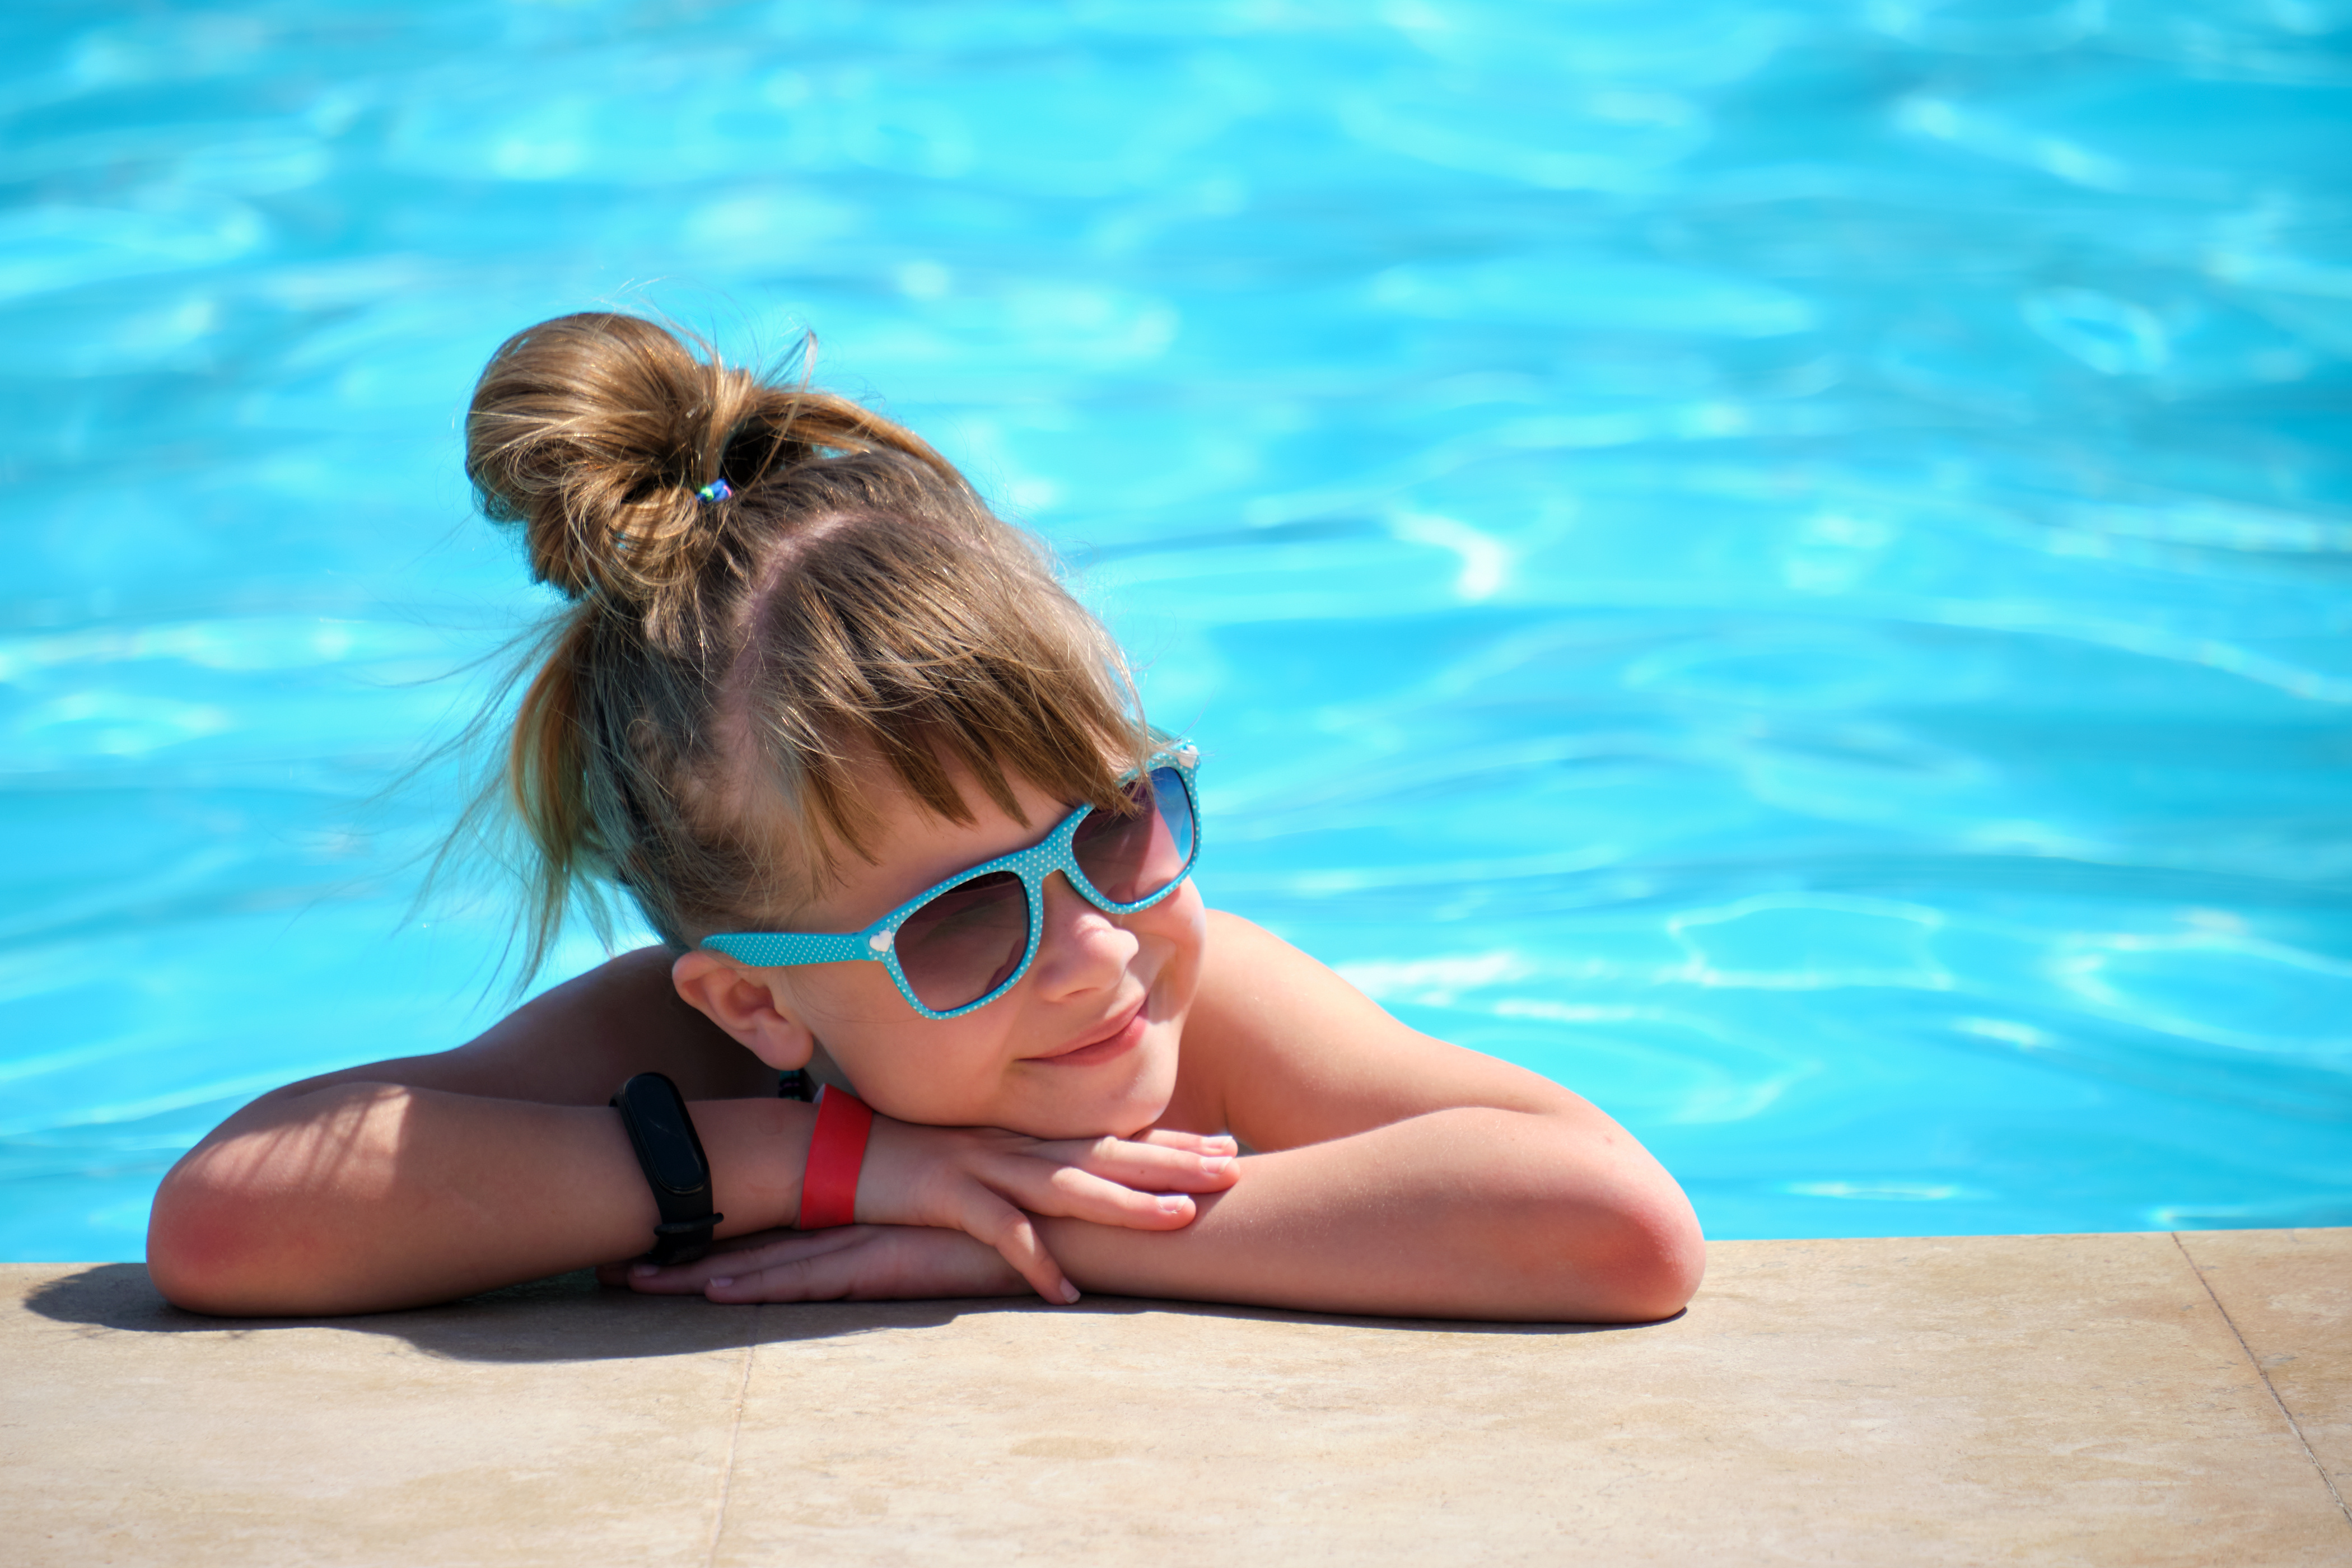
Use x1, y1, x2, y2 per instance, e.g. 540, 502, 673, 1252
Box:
1137, 886, 1208, 1005
839, 1013, 1018, 1123
1156, 883, 1210, 960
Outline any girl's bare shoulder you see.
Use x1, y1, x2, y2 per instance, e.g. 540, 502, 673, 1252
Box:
251, 946, 773, 1111
1177, 909, 1584, 1151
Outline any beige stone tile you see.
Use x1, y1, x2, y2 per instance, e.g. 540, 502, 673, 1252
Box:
8, 1234, 2348, 1566
1, 1264, 749, 1568
715, 1234, 2352, 1566
2176, 1228, 2352, 1513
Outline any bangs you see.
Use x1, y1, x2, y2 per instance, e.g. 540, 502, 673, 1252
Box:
721, 506, 1147, 908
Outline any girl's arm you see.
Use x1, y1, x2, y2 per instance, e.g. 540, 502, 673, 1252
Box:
1115, 911, 1702, 1319
1040, 1110, 1696, 1321
147, 949, 1234, 1315
149, 949, 775, 1313
631, 913, 1705, 1323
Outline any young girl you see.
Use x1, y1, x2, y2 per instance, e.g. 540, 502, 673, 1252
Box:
146, 312, 1703, 1323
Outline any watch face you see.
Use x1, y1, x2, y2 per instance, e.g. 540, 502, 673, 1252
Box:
619, 1076, 708, 1193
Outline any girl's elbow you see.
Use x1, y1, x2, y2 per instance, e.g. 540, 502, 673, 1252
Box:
1594, 1196, 1706, 1321
146, 1174, 263, 1315
1532, 1180, 1706, 1323
146, 1155, 315, 1317
147, 1082, 411, 1315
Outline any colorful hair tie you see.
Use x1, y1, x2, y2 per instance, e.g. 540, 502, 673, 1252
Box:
696, 478, 733, 504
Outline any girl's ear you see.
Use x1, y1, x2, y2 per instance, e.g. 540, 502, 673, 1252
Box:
671, 949, 816, 1071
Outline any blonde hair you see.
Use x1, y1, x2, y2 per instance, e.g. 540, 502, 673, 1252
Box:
461, 311, 1144, 977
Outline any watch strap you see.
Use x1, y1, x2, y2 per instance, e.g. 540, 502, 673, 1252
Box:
610, 1072, 724, 1266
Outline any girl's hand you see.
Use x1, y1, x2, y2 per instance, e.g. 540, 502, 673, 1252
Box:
623, 1118, 1240, 1304
601, 1224, 1026, 1304
852, 1118, 1239, 1303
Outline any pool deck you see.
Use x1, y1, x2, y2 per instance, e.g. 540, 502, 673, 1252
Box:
4, 1229, 2346, 1565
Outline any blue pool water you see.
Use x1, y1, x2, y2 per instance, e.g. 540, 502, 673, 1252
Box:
4, 3, 2349, 1261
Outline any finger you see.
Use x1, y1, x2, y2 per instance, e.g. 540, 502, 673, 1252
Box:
704, 1240, 879, 1304
963, 1194, 1080, 1304
969, 1140, 1217, 1226
1030, 1166, 1205, 1229
704, 1225, 804, 1256
706, 1226, 1028, 1304
601, 1224, 804, 1287
1131, 1128, 1240, 1155
624, 1228, 869, 1293
1038, 1136, 1240, 1193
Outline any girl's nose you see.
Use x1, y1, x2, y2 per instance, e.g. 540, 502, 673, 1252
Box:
1026, 871, 1138, 1000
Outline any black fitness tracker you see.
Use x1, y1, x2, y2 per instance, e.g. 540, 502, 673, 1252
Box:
610, 1072, 724, 1266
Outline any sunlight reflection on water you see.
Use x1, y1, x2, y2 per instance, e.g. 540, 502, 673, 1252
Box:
3, 1, 2349, 1257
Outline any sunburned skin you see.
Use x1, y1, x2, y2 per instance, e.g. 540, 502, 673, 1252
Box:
671, 767, 1207, 1144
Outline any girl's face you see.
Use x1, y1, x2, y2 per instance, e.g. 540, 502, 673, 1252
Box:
724, 768, 1206, 1140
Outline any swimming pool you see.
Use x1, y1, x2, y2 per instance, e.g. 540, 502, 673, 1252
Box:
4, 2, 2348, 1261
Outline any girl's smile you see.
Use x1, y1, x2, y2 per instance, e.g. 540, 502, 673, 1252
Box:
1025, 998, 1149, 1067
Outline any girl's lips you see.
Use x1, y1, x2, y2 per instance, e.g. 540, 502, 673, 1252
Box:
1031, 1002, 1147, 1067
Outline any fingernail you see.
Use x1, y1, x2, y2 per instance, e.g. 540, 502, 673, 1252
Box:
708, 1277, 734, 1289
631, 1263, 659, 1277
1158, 1194, 1191, 1215
1060, 1282, 1081, 1304
1205, 1135, 1238, 1151
1201, 1155, 1234, 1174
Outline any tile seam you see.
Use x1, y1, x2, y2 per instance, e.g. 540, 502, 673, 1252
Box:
703, 1305, 758, 1568
2172, 1230, 2349, 1528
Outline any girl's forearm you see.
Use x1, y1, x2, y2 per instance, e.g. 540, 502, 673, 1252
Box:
1038, 1107, 1704, 1323
148, 1084, 811, 1316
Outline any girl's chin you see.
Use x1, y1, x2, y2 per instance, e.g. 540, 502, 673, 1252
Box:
1009, 1034, 1179, 1140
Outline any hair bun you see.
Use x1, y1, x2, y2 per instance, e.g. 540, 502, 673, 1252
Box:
464, 312, 760, 603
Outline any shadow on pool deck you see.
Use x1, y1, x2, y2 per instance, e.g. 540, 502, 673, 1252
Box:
20, 1259, 1660, 1365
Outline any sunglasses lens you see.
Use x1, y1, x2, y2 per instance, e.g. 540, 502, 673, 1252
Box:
895, 870, 1032, 1012
1072, 766, 1196, 906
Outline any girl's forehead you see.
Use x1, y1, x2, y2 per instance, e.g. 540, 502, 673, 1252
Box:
810, 768, 1071, 923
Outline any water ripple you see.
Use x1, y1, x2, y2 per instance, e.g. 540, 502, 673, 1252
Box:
4, 0, 2349, 1256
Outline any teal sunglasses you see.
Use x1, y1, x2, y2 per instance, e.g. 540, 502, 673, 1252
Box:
702, 743, 1200, 1020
